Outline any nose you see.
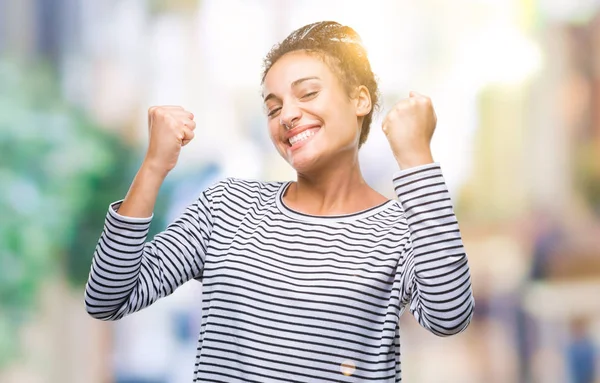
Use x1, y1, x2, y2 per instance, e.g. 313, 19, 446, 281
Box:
280, 102, 301, 130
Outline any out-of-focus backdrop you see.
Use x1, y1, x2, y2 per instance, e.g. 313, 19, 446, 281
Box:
1, 0, 600, 382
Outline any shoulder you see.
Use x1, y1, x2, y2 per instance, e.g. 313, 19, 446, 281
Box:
368, 199, 410, 236
380, 199, 408, 223
208, 177, 287, 203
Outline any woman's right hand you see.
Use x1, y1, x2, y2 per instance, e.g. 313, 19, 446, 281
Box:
144, 106, 196, 176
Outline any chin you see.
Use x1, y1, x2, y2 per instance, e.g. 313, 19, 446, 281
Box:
286, 148, 326, 174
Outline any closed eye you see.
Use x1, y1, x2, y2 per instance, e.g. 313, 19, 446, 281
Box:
302, 91, 318, 99
267, 107, 281, 118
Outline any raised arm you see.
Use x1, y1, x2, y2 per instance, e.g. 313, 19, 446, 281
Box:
84, 105, 213, 320
395, 163, 473, 336
382, 92, 473, 335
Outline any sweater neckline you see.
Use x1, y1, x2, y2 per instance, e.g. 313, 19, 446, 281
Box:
275, 181, 396, 223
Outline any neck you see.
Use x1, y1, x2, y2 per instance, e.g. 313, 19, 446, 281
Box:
286, 151, 384, 216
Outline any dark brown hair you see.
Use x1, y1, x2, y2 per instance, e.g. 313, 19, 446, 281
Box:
262, 21, 380, 147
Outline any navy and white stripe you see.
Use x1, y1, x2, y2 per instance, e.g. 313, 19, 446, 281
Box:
85, 162, 474, 382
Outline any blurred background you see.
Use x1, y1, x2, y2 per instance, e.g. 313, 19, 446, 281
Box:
1, 0, 600, 382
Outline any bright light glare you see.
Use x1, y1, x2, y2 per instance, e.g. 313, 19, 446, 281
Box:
458, 25, 544, 86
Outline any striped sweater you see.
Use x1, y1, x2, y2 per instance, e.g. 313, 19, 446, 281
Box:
85, 162, 474, 382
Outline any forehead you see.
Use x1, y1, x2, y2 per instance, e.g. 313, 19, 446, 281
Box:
262, 51, 334, 93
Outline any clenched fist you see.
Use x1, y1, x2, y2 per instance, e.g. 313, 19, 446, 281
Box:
382, 91, 436, 169
144, 106, 196, 175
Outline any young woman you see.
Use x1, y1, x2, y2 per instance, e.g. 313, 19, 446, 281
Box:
85, 21, 474, 382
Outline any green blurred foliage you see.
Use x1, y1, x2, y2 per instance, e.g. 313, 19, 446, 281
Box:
0, 58, 134, 366
576, 140, 600, 215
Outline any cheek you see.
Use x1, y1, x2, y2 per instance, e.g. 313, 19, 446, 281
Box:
329, 107, 360, 136
315, 95, 355, 127
267, 122, 289, 155
267, 122, 279, 141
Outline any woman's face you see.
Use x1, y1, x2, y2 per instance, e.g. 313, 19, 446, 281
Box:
262, 51, 370, 173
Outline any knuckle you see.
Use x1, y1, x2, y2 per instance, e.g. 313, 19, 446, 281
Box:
156, 107, 167, 118
166, 117, 178, 129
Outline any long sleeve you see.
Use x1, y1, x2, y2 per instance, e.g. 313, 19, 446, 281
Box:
84, 181, 223, 321
394, 163, 474, 336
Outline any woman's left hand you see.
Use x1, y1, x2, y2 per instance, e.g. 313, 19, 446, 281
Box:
382, 91, 436, 170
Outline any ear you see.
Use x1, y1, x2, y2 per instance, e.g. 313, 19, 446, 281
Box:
354, 85, 372, 117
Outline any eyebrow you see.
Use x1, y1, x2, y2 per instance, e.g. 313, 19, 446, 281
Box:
262, 76, 321, 103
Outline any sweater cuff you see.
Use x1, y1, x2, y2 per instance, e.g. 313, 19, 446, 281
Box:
392, 162, 445, 205
108, 200, 153, 224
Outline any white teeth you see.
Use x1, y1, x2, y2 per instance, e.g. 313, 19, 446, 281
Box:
289, 130, 316, 146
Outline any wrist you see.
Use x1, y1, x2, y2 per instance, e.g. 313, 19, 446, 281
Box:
140, 158, 170, 181
394, 150, 434, 170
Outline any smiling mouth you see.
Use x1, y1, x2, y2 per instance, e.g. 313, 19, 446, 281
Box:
287, 127, 321, 147
289, 130, 315, 146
